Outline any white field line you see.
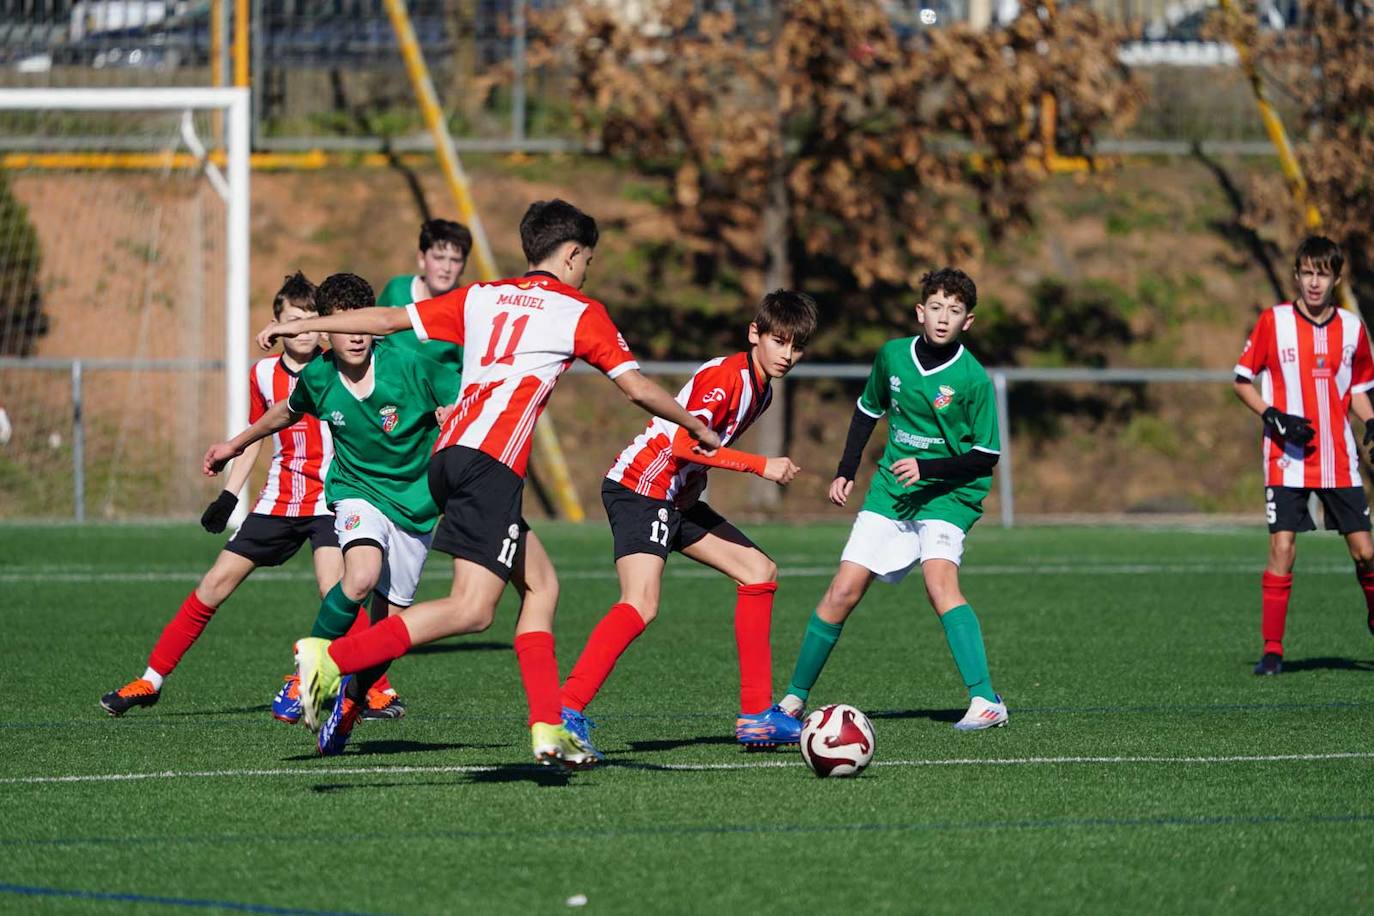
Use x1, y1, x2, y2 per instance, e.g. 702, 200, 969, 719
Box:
4, 752, 1373, 786
0, 561, 1362, 585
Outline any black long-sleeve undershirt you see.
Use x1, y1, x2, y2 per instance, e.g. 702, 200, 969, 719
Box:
833, 403, 1000, 482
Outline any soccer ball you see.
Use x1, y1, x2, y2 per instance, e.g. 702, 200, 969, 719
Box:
800, 704, 875, 778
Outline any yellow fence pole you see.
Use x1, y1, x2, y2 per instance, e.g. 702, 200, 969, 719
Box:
381, 0, 585, 521
233, 0, 249, 88
211, 0, 224, 143
1219, 0, 1356, 309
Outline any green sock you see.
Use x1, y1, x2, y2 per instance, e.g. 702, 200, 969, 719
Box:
310, 582, 361, 639
786, 611, 845, 701
940, 604, 996, 702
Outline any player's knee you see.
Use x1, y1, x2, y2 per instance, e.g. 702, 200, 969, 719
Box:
1352, 547, 1374, 569
340, 571, 377, 602
748, 556, 778, 585
628, 599, 658, 625
822, 581, 861, 614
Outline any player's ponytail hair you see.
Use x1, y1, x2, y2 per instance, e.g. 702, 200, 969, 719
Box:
315, 273, 375, 316
754, 289, 819, 348
272, 270, 317, 319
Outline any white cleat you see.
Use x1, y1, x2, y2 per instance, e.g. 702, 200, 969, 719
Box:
953, 694, 1008, 731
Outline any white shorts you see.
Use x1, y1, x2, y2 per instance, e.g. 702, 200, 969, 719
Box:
839, 510, 966, 583
333, 498, 433, 607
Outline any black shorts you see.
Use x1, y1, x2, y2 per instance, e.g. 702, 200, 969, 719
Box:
428, 445, 528, 582
224, 513, 338, 567
601, 478, 741, 561
1266, 486, 1372, 535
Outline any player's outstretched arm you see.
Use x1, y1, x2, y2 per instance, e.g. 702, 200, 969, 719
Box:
203, 400, 302, 477
612, 369, 721, 453
201, 438, 264, 532
667, 428, 800, 483
256, 307, 412, 350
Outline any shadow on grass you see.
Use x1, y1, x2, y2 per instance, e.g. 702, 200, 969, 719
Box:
1260, 656, 1374, 674
408, 640, 512, 655
280, 739, 497, 761
309, 765, 579, 791
868, 707, 963, 724
163, 705, 271, 717
624, 735, 737, 753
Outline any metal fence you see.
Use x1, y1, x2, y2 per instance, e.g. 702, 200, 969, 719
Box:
0, 0, 1306, 153
1, 357, 1244, 525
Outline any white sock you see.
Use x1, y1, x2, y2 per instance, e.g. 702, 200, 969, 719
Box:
779, 694, 804, 717
141, 667, 165, 691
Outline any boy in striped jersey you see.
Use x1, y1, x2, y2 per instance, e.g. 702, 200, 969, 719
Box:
100, 273, 352, 715
562, 290, 817, 756
256, 199, 721, 766
1233, 236, 1374, 675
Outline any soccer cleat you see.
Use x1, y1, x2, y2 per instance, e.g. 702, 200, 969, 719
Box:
531, 722, 599, 769
1253, 652, 1283, 676
294, 637, 341, 733
361, 686, 406, 720
99, 678, 160, 717
317, 676, 362, 756
271, 674, 302, 724
560, 707, 604, 761
953, 694, 1009, 731
735, 704, 803, 747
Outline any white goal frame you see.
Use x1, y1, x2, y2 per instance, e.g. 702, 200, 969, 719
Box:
0, 87, 251, 519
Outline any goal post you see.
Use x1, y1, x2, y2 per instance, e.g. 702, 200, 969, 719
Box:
0, 88, 250, 522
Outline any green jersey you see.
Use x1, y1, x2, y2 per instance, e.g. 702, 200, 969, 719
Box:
375, 274, 465, 372
856, 337, 1000, 531
288, 346, 461, 534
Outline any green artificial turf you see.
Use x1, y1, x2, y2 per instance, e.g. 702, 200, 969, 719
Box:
2, 522, 1373, 914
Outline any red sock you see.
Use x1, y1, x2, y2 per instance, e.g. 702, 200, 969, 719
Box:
735, 582, 777, 715
1261, 571, 1293, 656
1358, 571, 1374, 622
344, 605, 395, 693
514, 631, 561, 727
327, 615, 411, 674
345, 605, 371, 636
560, 603, 646, 712
148, 590, 217, 677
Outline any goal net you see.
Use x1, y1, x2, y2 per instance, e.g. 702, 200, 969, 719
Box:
0, 88, 249, 521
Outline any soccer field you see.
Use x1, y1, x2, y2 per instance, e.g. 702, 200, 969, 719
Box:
3, 521, 1373, 914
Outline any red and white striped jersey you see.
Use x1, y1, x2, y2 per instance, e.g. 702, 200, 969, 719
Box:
247, 355, 333, 516
606, 351, 771, 503
407, 272, 638, 477
1235, 303, 1374, 489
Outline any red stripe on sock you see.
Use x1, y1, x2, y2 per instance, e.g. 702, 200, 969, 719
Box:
514, 631, 561, 727
327, 614, 412, 674
735, 582, 777, 715
148, 590, 217, 677
560, 603, 646, 712
1261, 571, 1293, 656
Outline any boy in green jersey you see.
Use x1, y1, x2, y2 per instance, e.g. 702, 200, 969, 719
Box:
777, 268, 1008, 731
204, 273, 462, 753
375, 218, 471, 372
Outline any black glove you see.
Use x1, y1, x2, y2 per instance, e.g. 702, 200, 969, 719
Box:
1262, 407, 1315, 446
200, 490, 238, 533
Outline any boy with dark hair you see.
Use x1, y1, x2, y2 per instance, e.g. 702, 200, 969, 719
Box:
561, 290, 818, 757
255, 198, 722, 766
206, 272, 462, 754
375, 218, 474, 372
777, 267, 1009, 731
100, 272, 344, 716
1233, 235, 1374, 676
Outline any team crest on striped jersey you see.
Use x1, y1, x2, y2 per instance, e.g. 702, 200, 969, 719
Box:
380, 405, 399, 433
934, 385, 956, 411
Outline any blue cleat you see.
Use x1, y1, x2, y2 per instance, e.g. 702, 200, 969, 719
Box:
736, 704, 802, 747
560, 706, 604, 761
271, 674, 302, 724
317, 676, 361, 756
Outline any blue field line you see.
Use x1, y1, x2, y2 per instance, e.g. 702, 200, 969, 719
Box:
0, 882, 382, 915
3, 811, 1372, 853
1, 698, 1368, 732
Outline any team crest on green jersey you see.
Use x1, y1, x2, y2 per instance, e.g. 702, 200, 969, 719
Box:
380, 405, 399, 433
934, 385, 956, 411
